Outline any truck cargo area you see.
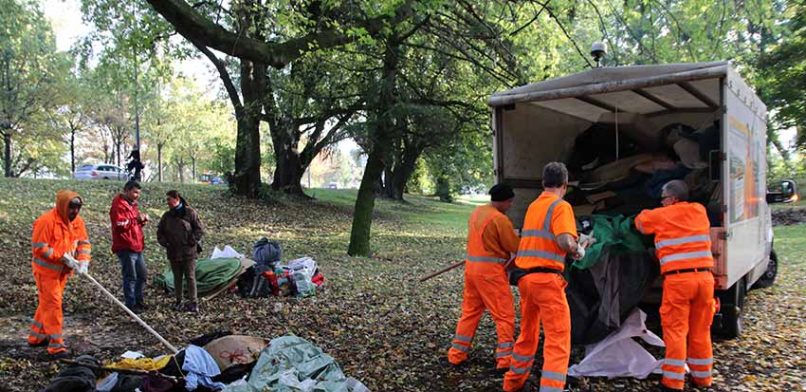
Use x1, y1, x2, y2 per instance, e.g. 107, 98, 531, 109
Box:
490, 62, 774, 339
491, 63, 726, 229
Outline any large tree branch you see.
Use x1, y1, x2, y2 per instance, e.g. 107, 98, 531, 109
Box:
302, 110, 356, 165
189, 37, 244, 114
146, 0, 415, 68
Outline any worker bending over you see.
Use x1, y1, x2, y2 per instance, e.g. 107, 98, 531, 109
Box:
448, 184, 521, 371
28, 190, 92, 359
635, 180, 715, 391
504, 162, 585, 392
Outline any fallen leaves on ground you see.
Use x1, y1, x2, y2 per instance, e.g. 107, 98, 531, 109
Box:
0, 178, 804, 391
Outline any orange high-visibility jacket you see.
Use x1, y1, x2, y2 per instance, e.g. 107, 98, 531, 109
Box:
465, 204, 520, 273
635, 201, 712, 274
515, 192, 577, 271
31, 190, 92, 277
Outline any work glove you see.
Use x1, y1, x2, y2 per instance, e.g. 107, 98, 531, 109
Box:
578, 232, 596, 248
78, 262, 89, 275
572, 244, 586, 260
61, 254, 80, 270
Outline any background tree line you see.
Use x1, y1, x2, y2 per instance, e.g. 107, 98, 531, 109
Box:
2, 0, 803, 255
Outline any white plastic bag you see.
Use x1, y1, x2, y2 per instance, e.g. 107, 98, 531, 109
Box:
211, 245, 244, 259
287, 257, 317, 297
568, 309, 665, 379
288, 257, 316, 279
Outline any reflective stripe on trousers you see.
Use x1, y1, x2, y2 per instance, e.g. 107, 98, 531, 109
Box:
496, 341, 513, 358
688, 357, 713, 366
663, 370, 685, 380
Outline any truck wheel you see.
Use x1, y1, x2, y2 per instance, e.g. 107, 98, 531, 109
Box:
753, 249, 778, 289
716, 278, 746, 339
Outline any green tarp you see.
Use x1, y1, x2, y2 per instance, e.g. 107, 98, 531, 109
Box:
154, 258, 242, 296
223, 335, 368, 392
571, 215, 650, 270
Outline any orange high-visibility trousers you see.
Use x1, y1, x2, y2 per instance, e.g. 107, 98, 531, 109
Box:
28, 270, 68, 354
660, 271, 715, 390
447, 269, 515, 369
503, 273, 571, 392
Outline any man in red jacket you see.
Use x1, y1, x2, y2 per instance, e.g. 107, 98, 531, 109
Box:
110, 180, 149, 313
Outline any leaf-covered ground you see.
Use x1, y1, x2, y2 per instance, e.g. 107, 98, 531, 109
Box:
0, 178, 803, 391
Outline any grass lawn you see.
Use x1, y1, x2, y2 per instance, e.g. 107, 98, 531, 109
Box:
0, 178, 803, 391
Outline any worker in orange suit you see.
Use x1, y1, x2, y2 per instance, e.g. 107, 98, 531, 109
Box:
28, 190, 92, 359
447, 183, 521, 371
635, 180, 715, 391
503, 162, 585, 392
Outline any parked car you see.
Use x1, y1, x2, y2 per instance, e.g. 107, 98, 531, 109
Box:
74, 164, 126, 180
199, 173, 227, 185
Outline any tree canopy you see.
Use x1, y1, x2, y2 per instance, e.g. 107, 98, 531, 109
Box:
3, 0, 803, 255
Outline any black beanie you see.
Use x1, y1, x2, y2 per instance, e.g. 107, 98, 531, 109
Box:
489, 184, 515, 201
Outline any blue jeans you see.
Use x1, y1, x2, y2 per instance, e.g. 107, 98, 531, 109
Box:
117, 251, 147, 308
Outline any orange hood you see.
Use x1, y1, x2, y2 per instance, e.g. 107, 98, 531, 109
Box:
55, 189, 81, 223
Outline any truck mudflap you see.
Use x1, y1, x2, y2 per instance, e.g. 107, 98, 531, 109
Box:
712, 277, 746, 339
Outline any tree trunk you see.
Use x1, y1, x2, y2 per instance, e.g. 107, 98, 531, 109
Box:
383, 141, 421, 201
103, 139, 111, 164
70, 127, 76, 175
348, 147, 386, 256
347, 36, 400, 256
231, 59, 264, 197
178, 163, 185, 183
116, 140, 121, 168
388, 151, 420, 201
191, 157, 196, 182
271, 137, 306, 195
381, 164, 392, 197
435, 175, 452, 202
3, 132, 11, 178
157, 143, 163, 182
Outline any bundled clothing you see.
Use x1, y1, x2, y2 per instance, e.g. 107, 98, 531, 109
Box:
29, 190, 91, 355
110, 194, 148, 308
223, 335, 368, 392
157, 198, 205, 306
183, 345, 226, 391
448, 204, 520, 370
636, 202, 715, 390
252, 238, 282, 267
42, 355, 100, 392
565, 214, 658, 345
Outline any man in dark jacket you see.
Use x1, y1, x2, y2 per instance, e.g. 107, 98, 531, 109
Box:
157, 190, 205, 313
110, 180, 149, 313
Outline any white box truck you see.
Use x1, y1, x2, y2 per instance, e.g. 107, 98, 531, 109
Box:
488, 61, 777, 339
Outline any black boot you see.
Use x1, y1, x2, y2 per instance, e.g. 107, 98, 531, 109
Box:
184, 302, 198, 313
